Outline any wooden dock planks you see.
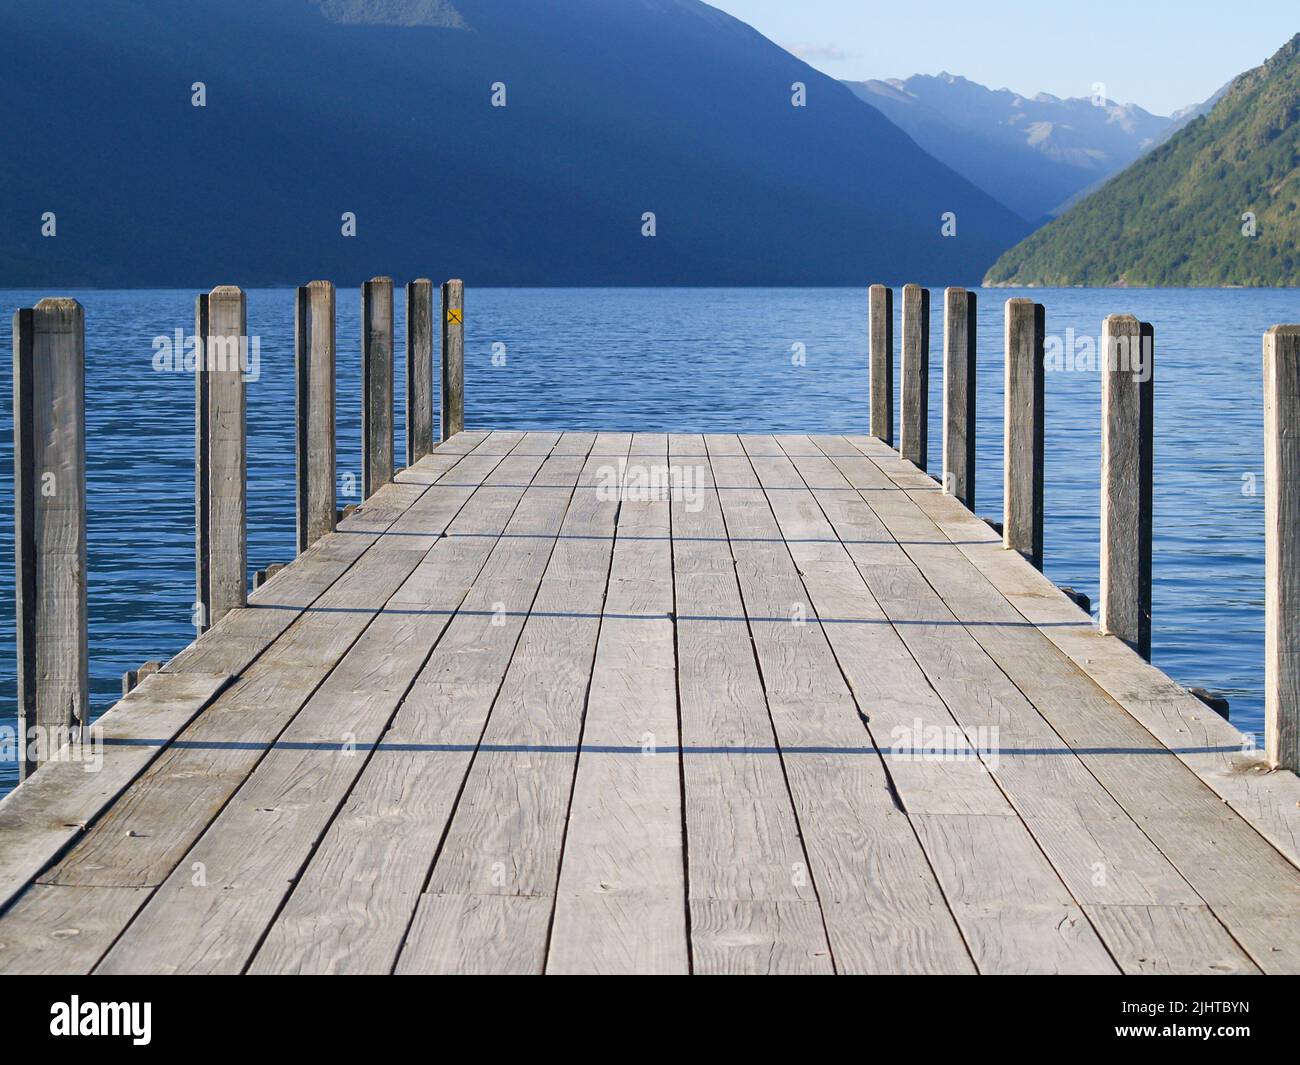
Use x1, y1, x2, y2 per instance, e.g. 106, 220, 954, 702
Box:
546, 433, 688, 975
1, 429, 1297, 976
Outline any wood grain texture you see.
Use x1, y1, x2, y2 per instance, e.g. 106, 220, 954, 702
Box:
868, 285, 893, 446
722, 437, 977, 973
361, 277, 394, 498
248, 434, 589, 973
547, 434, 687, 974
849, 430, 1300, 869
406, 279, 435, 465
844, 433, 1300, 973
942, 287, 976, 510
799, 435, 1253, 974
1100, 315, 1153, 658
193, 293, 211, 636
440, 279, 464, 441
670, 434, 834, 974
1266, 325, 1300, 771
12, 298, 87, 775
899, 285, 929, 470
0, 434, 508, 973
0, 672, 232, 917
296, 281, 336, 554
97, 437, 546, 975
746, 436, 1120, 973
2, 426, 1295, 976
204, 286, 247, 628
398, 434, 621, 974
1003, 298, 1044, 568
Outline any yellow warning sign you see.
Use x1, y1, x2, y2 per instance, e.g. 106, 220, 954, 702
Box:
446, 308, 463, 325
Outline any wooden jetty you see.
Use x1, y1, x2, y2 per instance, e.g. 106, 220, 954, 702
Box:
2, 285, 1299, 975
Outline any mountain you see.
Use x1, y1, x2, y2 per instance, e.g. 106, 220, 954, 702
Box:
844, 73, 1172, 222
1166, 81, 1232, 136
984, 35, 1300, 287
0, 0, 1028, 288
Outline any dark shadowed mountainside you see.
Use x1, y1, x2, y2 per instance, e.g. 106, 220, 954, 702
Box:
0, 0, 1028, 287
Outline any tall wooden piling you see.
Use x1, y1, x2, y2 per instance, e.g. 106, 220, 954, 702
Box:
295, 281, 336, 554
13, 298, 87, 776
900, 284, 930, 470
1100, 315, 1154, 658
197, 286, 248, 631
1004, 298, 1045, 569
441, 279, 465, 441
943, 287, 977, 510
406, 279, 435, 465
195, 294, 210, 629
1265, 325, 1300, 771
869, 285, 893, 446
362, 277, 394, 497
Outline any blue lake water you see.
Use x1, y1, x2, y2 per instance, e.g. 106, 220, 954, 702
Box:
0, 286, 1291, 795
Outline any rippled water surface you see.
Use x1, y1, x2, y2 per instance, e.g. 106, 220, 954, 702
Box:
1, 286, 1292, 794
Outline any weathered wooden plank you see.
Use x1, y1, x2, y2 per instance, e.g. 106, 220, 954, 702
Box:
166, 433, 488, 677
849, 430, 1300, 868
362, 277, 394, 498
841, 433, 1300, 973
0, 672, 232, 919
942, 287, 976, 510
0, 884, 150, 975
193, 292, 211, 639
1084, 904, 1258, 975
909, 813, 1113, 974
12, 297, 87, 776
295, 280, 336, 554
738, 436, 1121, 973
1265, 325, 1300, 771
406, 279, 435, 465
546, 433, 687, 975
869, 284, 893, 446
721, 436, 983, 974
396, 435, 624, 973
1100, 315, 1153, 658
1004, 298, 1045, 568
440, 279, 464, 441
899, 284, 929, 470
96, 437, 550, 974
203, 286, 248, 629
0, 435, 520, 974
794, 435, 1254, 974
248, 434, 591, 974
668, 434, 834, 974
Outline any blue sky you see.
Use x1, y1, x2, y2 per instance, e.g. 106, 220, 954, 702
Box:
708, 0, 1299, 115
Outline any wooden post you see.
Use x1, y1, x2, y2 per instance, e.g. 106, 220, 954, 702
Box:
943, 287, 977, 510
869, 285, 893, 446
1265, 325, 1300, 771
362, 277, 394, 497
406, 279, 435, 464
1004, 298, 1045, 569
1100, 315, 1154, 658
295, 281, 336, 554
900, 285, 930, 470
194, 292, 211, 633
13, 298, 87, 777
440, 279, 464, 442
198, 286, 247, 631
